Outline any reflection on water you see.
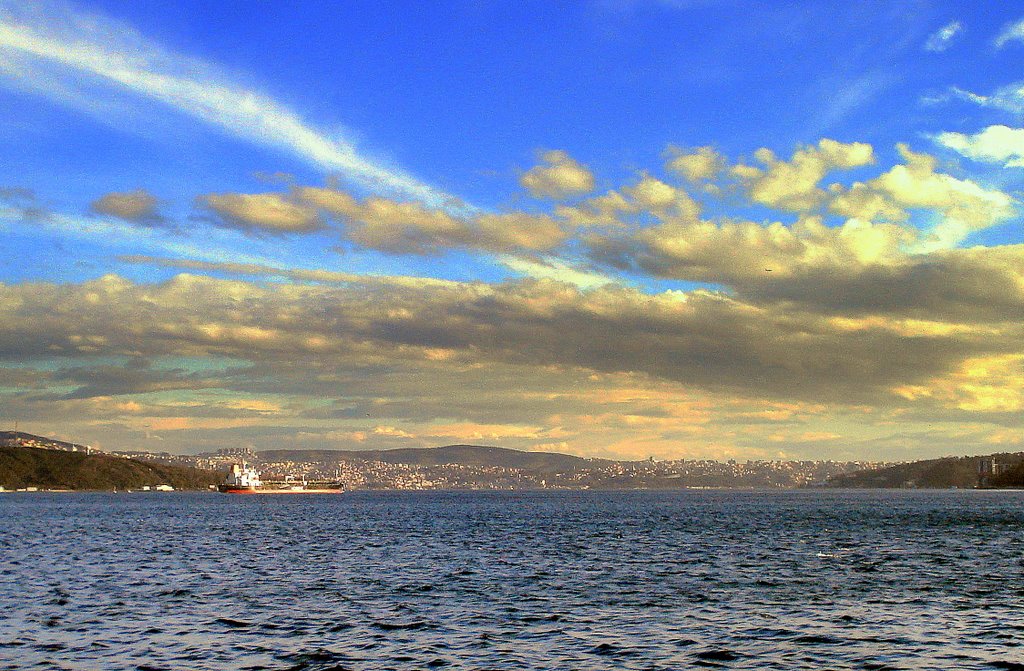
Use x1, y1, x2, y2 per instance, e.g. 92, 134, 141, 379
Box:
1, 490, 1023, 670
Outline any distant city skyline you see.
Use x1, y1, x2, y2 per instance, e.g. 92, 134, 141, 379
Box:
1, 1, 1022, 461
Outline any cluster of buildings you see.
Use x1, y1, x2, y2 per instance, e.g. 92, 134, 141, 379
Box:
0, 429, 889, 489
977, 457, 1010, 487
0, 432, 94, 454
110, 447, 889, 490
9, 430, 1018, 490
563, 458, 889, 488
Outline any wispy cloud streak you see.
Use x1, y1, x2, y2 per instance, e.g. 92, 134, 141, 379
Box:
0, 203, 285, 267
924, 20, 962, 52
995, 17, 1024, 49
0, 1, 457, 208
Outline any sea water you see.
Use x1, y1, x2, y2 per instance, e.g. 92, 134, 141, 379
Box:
1, 490, 1022, 670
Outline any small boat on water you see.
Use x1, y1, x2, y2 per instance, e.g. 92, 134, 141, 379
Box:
218, 463, 344, 494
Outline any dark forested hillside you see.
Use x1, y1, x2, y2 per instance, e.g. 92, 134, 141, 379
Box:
825, 453, 1024, 489
0, 445, 221, 490
993, 461, 1024, 487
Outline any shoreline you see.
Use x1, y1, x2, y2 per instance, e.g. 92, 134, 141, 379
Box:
4, 486, 1024, 494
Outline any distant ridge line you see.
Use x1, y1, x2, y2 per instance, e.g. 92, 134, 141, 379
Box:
0, 431, 93, 452
256, 444, 602, 471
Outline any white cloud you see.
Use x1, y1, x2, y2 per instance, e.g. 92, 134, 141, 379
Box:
498, 255, 615, 289
936, 125, 1024, 167
924, 21, 962, 52
995, 17, 1024, 48
0, 1, 457, 208
520, 150, 596, 200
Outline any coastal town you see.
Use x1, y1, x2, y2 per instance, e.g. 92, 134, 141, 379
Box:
5, 430, 1024, 490
2, 430, 885, 489
115, 446, 884, 490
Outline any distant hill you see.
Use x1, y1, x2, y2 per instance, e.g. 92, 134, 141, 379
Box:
825, 452, 1024, 489
258, 444, 599, 472
0, 431, 91, 452
0, 445, 221, 490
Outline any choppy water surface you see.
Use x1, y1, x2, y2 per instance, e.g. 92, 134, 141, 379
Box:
2, 490, 1023, 670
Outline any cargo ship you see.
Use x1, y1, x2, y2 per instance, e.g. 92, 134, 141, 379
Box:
218, 463, 344, 494
218, 463, 262, 493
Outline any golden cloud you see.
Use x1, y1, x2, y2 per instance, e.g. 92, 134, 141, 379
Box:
519, 149, 596, 199
829, 144, 1016, 249
734, 139, 875, 212
91, 189, 161, 223
294, 186, 568, 255
201, 192, 322, 233
665, 145, 726, 182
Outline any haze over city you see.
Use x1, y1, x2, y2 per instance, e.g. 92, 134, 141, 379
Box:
1, 0, 1022, 462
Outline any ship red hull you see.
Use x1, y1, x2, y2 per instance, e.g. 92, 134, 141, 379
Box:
217, 485, 259, 493
217, 485, 343, 494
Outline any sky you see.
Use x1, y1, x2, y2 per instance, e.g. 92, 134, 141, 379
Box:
0, 0, 1022, 461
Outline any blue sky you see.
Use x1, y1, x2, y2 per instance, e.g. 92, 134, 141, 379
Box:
1, 0, 1022, 459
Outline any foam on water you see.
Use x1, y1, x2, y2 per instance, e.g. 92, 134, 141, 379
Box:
1, 490, 1022, 670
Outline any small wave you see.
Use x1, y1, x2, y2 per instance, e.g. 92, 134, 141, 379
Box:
393, 581, 434, 594
695, 649, 741, 662
371, 620, 432, 631
792, 633, 844, 645
214, 618, 253, 629
277, 648, 353, 671
590, 642, 637, 657
35, 642, 67, 652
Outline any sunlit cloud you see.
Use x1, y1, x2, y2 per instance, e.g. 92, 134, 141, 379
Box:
665, 146, 726, 183
520, 150, 596, 200
3, 269, 1017, 459
201, 192, 323, 234
733, 139, 874, 212
294, 186, 567, 255
91, 189, 163, 224
0, 272, 1013, 403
